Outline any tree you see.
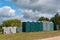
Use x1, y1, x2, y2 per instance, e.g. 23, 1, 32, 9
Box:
2, 19, 22, 27
38, 16, 49, 21
45, 18, 49, 21
50, 13, 60, 25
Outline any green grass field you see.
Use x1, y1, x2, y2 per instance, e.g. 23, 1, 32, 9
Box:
0, 31, 60, 40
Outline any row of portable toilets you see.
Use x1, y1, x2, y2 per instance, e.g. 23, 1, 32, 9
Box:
22, 21, 54, 32
2, 21, 60, 34
2, 27, 22, 34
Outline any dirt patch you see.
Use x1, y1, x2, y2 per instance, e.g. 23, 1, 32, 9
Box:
38, 36, 60, 40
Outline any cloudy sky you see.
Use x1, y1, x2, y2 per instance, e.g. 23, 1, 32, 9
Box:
11, 0, 60, 20
0, 0, 24, 23
0, 0, 60, 23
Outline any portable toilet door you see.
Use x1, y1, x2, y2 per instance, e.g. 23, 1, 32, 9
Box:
46, 21, 50, 31
50, 22, 54, 31
39, 21, 43, 31
35, 22, 38, 32
54, 25, 59, 30
26, 22, 31, 32
43, 21, 50, 31
43, 21, 47, 31
30, 22, 35, 32
5, 27, 10, 34
3, 27, 8, 34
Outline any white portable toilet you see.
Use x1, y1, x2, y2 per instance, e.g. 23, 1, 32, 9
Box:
43, 21, 50, 31
46, 21, 50, 31
2, 27, 17, 34
10, 27, 16, 33
6, 27, 11, 34
2, 27, 11, 34
16, 27, 22, 33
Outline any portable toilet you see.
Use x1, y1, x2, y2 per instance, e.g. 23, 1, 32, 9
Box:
35, 21, 43, 32
43, 21, 47, 31
50, 22, 54, 31
2, 27, 11, 34
30, 22, 36, 32
22, 22, 31, 32
16, 27, 22, 33
43, 21, 50, 31
10, 27, 16, 33
46, 21, 50, 31
54, 25, 59, 30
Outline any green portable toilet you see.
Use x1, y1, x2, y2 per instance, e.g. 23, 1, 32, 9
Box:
39, 21, 43, 31
35, 22, 38, 32
30, 21, 43, 32
50, 22, 54, 31
22, 22, 26, 32
33, 22, 37, 32
35, 21, 43, 32
22, 22, 31, 32
30, 22, 36, 32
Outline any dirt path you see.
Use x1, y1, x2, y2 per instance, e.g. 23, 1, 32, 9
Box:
38, 36, 60, 40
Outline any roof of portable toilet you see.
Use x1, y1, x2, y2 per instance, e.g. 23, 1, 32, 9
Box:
50, 22, 53, 23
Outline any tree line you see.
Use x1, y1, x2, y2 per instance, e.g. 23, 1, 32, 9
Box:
38, 13, 60, 27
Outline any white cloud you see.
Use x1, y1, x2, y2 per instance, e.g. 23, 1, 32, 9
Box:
9, 0, 60, 21
12, 0, 60, 12
0, 6, 22, 23
0, 6, 28, 23
0, 6, 15, 17
20, 9, 53, 20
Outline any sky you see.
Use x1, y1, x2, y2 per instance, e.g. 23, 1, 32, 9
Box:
0, 0, 25, 24
11, 0, 60, 21
0, 0, 22, 15
0, 0, 60, 23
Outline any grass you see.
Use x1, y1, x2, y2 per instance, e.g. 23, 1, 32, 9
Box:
0, 31, 60, 40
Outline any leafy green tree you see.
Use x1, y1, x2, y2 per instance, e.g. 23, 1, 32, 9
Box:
2, 19, 22, 27
45, 18, 49, 21
50, 13, 60, 25
38, 16, 49, 21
